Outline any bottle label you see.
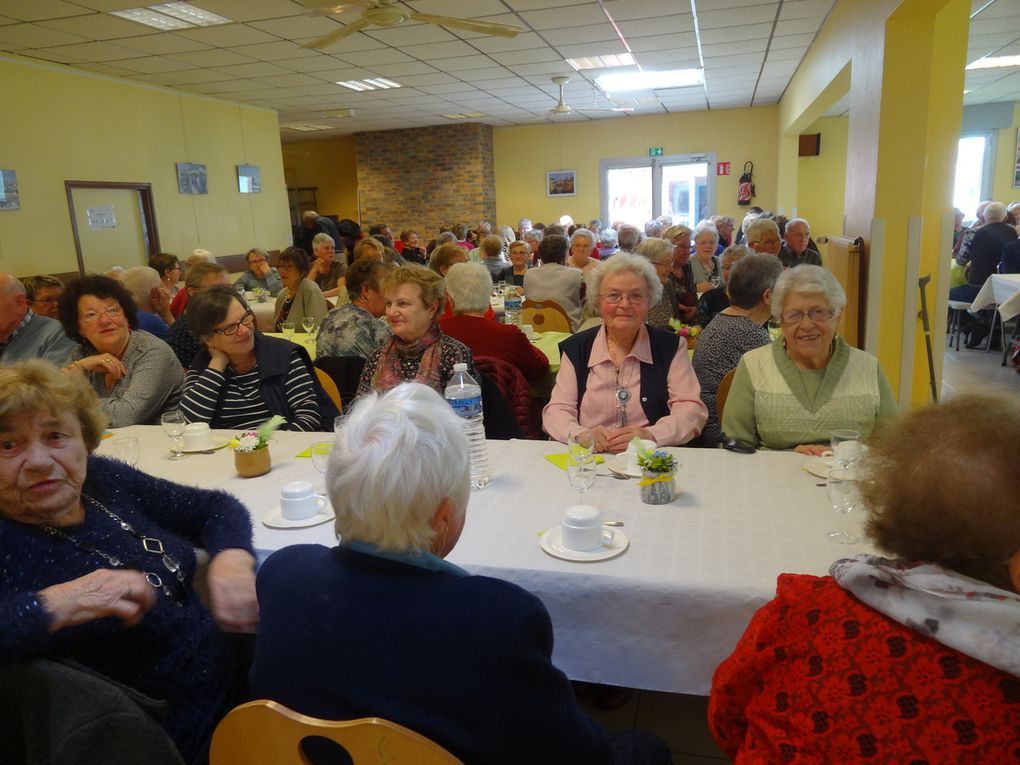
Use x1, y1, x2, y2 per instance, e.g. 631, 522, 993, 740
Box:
447, 395, 482, 419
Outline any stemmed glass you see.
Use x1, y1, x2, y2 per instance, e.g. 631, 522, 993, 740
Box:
566, 429, 596, 503
110, 437, 140, 467
310, 441, 332, 494
160, 411, 186, 460
826, 466, 860, 544
831, 429, 863, 468
282, 321, 296, 341
302, 315, 316, 334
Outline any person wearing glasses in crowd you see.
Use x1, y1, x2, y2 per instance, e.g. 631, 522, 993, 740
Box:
235, 247, 283, 296
181, 286, 335, 432
543, 253, 707, 453
722, 265, 897, 453
0, 273, 75, 365
21, 275, 64, 320
273, 247, 329, 333
59, 276, 183, 427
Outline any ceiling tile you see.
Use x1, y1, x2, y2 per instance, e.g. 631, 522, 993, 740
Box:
274, 54, 355, 73
335, 47, 416, 66
488, 48, 561, 66
542, 22, 619, 45
36, 12, 153, 40
113, 33, 213, 55
779, 0, 836, 20
469, 31, 549, 53
700, 24, 773, 45
429, 54, 499, 71
367, 60, 439, 76
227, 40, 320, 61
37, 40, 149, 61
181, 0, 302, 23
603, 0, 683, 21
627, 34, 695, 53
213, 61, 293, 78
395, 71, 460, 85
168, 48, 258, 67
72, 60, 140, 76
503, 0, 593, 10
507, 60, 574, 76
0, 0, 92, 22
698, 5, 778, 28
176, 23, 279, 47
0, 23, 88, 48
137, 68, 234, 85
113, 55, 195, 74
769, 32, 816, 49
247, 14, 342, 39
618, 16, 694, 37
365, 22, 457, 47
519, 4, 605, 28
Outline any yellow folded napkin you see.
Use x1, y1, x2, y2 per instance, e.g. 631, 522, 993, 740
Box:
295, 447, 312, 458
544, 452, 604, 470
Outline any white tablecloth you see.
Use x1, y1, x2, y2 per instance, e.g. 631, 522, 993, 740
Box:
96, 428, 869, 695
971, 273, 1020, 322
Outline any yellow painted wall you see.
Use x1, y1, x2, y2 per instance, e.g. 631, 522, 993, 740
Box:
797, 116, 849, 240
990, 104, 1020, 205
282, 137, 359, 222
493, 107, 780, 229
0, 55, 290, 277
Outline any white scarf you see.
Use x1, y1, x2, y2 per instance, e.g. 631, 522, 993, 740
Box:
830, 554, 1020, 677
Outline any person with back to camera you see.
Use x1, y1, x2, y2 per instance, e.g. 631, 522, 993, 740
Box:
249, 382, 673, 765
710, 394, 1020, 763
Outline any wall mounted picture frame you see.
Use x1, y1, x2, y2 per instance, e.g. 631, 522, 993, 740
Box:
547, 170, 576, 197
237, 164, 261, 194
176, 162, 207, 195
0, 169, 20, 210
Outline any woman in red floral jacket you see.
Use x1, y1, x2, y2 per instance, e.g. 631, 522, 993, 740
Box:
709, 394, 1020, 763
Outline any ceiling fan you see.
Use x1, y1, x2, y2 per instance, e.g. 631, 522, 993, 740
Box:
547, 75, 633, 117
302, 0, 522, 50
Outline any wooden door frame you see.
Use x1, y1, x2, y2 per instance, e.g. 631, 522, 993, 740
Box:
65, 181, 160, 276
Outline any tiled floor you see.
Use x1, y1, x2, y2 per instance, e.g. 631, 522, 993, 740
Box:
940, 333, 1020, 398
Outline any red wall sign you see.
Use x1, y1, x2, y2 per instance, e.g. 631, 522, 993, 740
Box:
716, 162, 731, 176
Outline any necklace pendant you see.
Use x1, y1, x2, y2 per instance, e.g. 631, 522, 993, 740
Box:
142, 536, 165, 555
616, 387, 631, 404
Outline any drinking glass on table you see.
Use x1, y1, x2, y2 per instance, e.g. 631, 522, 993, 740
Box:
826, 466, 860, 544
110, 437, 140, 467
302, 315, 316, 334
831, 429, 863, 467
282, 321, 296, 341
566, 429, 596, 502
160, 410, 186, 461
310, 441, 332, 493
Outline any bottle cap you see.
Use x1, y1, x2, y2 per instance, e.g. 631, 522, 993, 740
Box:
453, 362, 468, 372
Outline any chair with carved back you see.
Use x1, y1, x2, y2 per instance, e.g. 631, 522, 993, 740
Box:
522, 299, 572, 333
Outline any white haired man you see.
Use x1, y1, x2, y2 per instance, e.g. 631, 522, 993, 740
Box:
779, 218, 823, 268
0, 273, 75, 364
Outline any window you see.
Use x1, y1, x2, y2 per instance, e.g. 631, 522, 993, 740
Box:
600, 153, 715, 229
952, 133, 995, 222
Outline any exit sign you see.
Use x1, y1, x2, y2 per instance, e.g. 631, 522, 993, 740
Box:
648, 147, 663, 157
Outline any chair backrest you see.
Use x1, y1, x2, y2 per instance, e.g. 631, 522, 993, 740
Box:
474, 355, 539, 439
314, 355, 367, 410
314, 367, 343, 413
522, 299, 572, 333
716, 367, 736, 423
210, 700, 463, 765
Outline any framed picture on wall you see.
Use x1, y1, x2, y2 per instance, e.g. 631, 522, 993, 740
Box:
176, 162, 208, 195
1014, 128, 1020, 188
237, 164, 261, 193
0, 169, 20, 210
547, 170, 576, 197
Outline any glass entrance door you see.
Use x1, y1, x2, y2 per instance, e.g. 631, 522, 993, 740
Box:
601, 154, 715, 228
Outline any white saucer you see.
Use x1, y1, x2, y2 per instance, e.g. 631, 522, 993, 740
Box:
179, 437, 232, 454
606, 454, 641, 478
803, 456, 839, 478
262, 503, 335, 529
540, 526, 629, 562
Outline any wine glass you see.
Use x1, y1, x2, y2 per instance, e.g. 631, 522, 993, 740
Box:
160, 411, 186, 460
282, 321, 296, 341
831, 429, 863, 467
566, 429, 596, 503
826, 466, 860, 544
310, 441, 332, 493
110, 437, 140, 467
302, 315, 316, 334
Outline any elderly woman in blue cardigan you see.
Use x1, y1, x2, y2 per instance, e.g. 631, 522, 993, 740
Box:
722, 265, 898, 453
0, 360, 258, 763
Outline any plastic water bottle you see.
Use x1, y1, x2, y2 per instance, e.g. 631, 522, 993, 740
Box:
504, 285, 523, 326
444, 363, 490, 490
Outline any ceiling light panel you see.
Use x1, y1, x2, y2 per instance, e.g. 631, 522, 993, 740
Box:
335, 78, 403, 91
967, 55, 1020, 69
565, 53, 636, 70
150, 3, 231, 27
597, 69, 705, 92
110, 8, 193, 30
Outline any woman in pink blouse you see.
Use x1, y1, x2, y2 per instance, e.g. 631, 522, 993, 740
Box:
542, 253, 707, 452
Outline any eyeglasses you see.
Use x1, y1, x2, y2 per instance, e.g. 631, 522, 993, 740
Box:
31, 297, 60, 305
214, 311, 255, 336
79, 306, 124, 323
600, 291, 648, 306
781, 308, 835, 324
276, 263, 297, 272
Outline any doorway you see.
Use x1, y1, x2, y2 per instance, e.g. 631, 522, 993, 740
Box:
600, 154, 714, 228
65, 181, 160, 275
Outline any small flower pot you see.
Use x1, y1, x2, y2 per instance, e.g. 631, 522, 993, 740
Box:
235, 446, 271, 478
639, 470, 676, 504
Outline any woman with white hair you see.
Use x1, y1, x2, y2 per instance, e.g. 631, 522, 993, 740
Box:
690, 223, 721, 292
722, 265, 897, 452
121, 265, 175, 340
307, 232, 346, 298
544, 253, 707, 452
567, 228, 600, 275
633, 237, 679, 329
250, 383, 671, 764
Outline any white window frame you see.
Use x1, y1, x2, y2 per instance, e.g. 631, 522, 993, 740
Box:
599, 152, 717, 227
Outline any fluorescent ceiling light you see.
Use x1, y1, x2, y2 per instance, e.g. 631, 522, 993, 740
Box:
596, 69, 704, 93
111, 2, 230, 29
566, 53, 635, 71
442, 112, 488, 119
336, 78, 402, 91
966, 55, 1020, 69
282, 123, 333, 131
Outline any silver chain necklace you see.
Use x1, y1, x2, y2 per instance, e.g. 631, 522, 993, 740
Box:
41, 494, 186, 607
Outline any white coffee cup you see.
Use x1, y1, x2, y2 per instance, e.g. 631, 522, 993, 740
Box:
521, 323, 536, 339
625, 439, 657, 473
182, 422, 213, 451
561, 504, 614, 552
280, 480, 326, 521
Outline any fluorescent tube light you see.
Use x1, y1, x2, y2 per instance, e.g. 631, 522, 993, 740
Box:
966, 55, 1020, 70
150, 2, 231, 26
336, 78, 402, 91
596, 69, 704, 93
566, 54, 635, 71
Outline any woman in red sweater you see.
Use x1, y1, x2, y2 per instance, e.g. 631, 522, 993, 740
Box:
710, 394, 1020, 763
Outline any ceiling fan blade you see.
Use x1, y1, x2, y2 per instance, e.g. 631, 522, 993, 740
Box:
304, 17, 373, 49
409, 12, 521, 38
301, 0, 372, 10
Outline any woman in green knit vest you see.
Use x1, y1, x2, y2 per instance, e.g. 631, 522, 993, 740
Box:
722, 265, 897, 453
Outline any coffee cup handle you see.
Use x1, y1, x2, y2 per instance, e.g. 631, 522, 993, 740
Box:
315, 496, 327, 512
600, 527, 618, 548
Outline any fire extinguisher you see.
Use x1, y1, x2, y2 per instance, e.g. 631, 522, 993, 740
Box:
737, 161, 755, 206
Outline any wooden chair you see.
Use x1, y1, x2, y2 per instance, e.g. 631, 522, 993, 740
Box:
210, 700, 463, 765
716, 367, 736, 424
522, 299, 572, 333
314, 367, 343, 413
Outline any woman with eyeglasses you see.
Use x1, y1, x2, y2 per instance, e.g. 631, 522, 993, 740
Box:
722, 265, 898, 453
543, 254, 707, 453
181, 286, 335, 431
59, 275, 184, 428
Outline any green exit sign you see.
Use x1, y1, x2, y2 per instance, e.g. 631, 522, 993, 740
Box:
649, 147, 663, 157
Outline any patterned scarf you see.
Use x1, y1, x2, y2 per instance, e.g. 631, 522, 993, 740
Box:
370, 322, 444, 392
